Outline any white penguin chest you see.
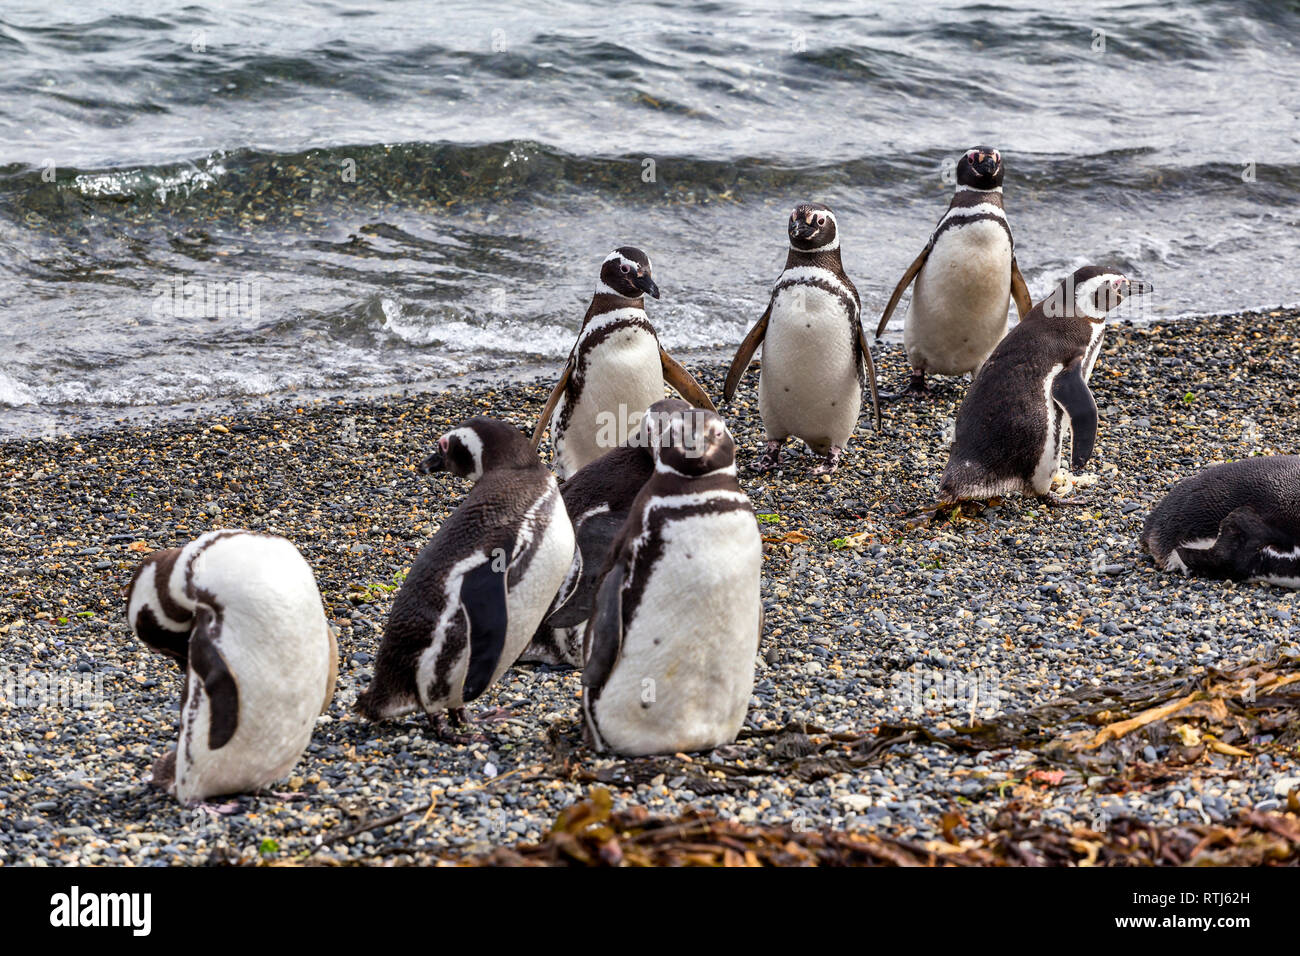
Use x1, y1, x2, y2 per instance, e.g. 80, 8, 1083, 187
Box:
498, 488, 576, 681
593, 503, 762, 756
906, 221, 1013, 374
759, 284, 861, 448
574, 324, 664, 416
552, 316, 664, 477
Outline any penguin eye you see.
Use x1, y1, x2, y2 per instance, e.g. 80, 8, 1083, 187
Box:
816, 216, 826, 227
620, 264, 631, 274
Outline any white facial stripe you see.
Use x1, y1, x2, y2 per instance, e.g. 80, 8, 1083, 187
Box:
1074, 274, 1124, 319
602, 250, 650, 271
128, 563, 191, 632
445, 426, 485, 479
790, 210, 839, 252
795, 234, 840, 252
954, 185, 1003, 194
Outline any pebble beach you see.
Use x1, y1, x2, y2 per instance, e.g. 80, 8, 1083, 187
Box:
2, 308, 1298, 866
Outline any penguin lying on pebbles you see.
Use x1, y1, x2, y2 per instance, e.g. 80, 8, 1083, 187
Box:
531, 247, 716, 480
875, 146, 1032, 396
355, 417, 575, 737
938, 266, 1151, 503
520, 398, 687, 667
724, 202, 881, 475
126, 530, 337, 804
582, 404, 763, 756
1141, 456, 1300, 588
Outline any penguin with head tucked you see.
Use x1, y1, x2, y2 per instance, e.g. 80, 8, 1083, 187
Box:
127, 530, 336, 804
581, 403, 763, 756
531, 247, 715, 480
875, 146, 1033, 395
724, 202, 881, 475
520, 398, 690, 667
1141, 456, 1300, 588
938, 265, 1151, 503
354, 417, 575, 736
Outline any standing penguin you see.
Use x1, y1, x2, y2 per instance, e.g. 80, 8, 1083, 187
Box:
1141, 456, 1300, 588
126, 530, 337, 804
520, 399, 687, 667
582, 404, 763, 756
723, 202, 881, 474
939, 266, 1151, 502
875, 146, 1033, 395
355, 417, 575, 735
531, 247, 715, 480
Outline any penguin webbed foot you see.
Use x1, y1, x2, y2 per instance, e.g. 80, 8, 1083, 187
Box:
428, 707, 482, 745
190, 800, 242, 816
811, 445, 843, 476
751, 441, 784, 473
879, 372, 933, 402
1037, 494, 1090, 508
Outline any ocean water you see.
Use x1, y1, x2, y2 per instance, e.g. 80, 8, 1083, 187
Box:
1, 0, 1297, 436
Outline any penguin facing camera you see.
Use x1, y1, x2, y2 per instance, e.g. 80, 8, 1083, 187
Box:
724, 202, 881, 476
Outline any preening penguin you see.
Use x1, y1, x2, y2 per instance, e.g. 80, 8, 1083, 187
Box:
875, 146, 1032, 395
938, 266, 1151, 503
520, 402, 684, 667
531, 247, 716, 480
723, 202, 881, 475
355, 417, 575, 735
126, 530, 336, 804
1141, 456, 1300, 588
582, 404, 763, 757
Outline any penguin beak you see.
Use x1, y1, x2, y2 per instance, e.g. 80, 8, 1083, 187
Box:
974, 154, 999, 176
633, 272, 660, 299
1125, 278, 1153, 296
790, 222, 813, 241
418, 437, 449, 474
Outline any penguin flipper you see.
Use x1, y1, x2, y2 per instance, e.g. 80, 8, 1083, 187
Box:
530, 360, 573, 451
854, 320, 883, 431
322, 624, 339, 715
188, 606, 240, 751
723, 301, 771, 402
874, 243, 930, 338
459, 557, 510, 702
1010, 256, 1032, 320
1176, 508, 1278, 581
1052, 358, 1098, 471
660, 348, 716, 412
582, 558, 626, 690
547, 512, 624, 628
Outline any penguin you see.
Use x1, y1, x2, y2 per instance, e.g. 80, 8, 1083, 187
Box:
723, 202, 881, 474
520, 399, 687, 667
875, 146, 1033, 395
531, 246, 716, 481
126, 530, 337, 804
581, 403, 763, 756
354, 417, 575, 736
938, 266, 1152, 503
1141, 456, 1300, 588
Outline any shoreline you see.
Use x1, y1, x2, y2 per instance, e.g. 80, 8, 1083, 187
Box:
4, 304, 1297, 442
1, 308, 1297, 865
